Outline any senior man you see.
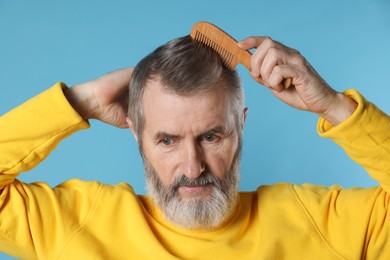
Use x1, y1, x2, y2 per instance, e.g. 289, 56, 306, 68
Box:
0, 34, 389, 259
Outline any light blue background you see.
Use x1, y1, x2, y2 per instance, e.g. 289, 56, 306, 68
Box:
1, 0, 389, 259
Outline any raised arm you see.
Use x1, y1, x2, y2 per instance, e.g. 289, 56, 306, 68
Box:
238, 37, 390, 258
237, 37, 390, 186
0, 67, 133, 258
0, 67, 133, 188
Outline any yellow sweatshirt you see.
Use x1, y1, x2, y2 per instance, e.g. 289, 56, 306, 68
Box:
0, 83, 389, 260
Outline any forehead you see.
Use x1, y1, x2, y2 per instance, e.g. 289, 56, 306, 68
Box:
142, 79, 233, 134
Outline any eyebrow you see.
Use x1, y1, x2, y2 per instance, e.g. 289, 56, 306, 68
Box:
153, 132, 180, 142
203, 126, 231, 135
153, 125, 233, 142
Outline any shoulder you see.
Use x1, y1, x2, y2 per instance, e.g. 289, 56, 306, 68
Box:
52, 178, 137, 199
292, 183, 381, 209
19, 178, 139, 206
239, 183, 298, 210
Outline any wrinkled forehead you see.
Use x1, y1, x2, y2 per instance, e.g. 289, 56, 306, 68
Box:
148, 73, 227, 96
142, 78, 235, 132
143, 76, 231, 105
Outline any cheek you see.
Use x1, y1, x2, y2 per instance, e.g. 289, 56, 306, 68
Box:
156, 156, 177, 185
144, 146, 178, 186
205, 138, 238, 178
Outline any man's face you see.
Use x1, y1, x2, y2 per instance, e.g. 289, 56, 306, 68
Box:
134, 78, 244, 230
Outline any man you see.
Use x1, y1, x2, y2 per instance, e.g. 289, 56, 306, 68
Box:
0, 33, 389, 259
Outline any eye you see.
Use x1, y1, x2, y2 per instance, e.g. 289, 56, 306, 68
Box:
202, 133, 219, 143
160, 138, 173, 146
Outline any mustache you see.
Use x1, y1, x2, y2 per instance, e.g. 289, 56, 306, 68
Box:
170, 171, 223, 191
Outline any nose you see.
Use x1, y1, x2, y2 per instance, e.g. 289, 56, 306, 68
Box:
180, 141, 205, 179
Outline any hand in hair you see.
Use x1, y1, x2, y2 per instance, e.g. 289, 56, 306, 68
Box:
237, 37, 357, 125
64, 67, 133, 128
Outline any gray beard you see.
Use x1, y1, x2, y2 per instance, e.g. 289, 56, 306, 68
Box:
142, 149, 241, 230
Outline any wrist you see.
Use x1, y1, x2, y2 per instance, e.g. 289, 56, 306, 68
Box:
64, 84, 98, 121
319, 92, 358, 126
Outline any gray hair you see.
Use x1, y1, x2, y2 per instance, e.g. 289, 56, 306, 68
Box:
128, 35, 244, 142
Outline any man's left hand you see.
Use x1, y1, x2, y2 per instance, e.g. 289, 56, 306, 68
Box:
238, 36, 357, 125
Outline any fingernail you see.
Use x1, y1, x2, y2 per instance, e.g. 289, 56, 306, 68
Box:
275, 85, 284, 93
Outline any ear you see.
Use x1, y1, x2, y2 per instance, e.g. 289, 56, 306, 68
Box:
241, 107, 249, 130
126, 117, 138, 143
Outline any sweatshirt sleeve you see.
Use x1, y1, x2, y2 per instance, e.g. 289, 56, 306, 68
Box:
0, 83, 90, 189
0, 83, 94, 259
292, 89, 390, 259
317, 89, 390, 192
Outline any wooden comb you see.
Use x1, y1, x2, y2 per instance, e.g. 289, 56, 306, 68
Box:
190, 21, 292, 89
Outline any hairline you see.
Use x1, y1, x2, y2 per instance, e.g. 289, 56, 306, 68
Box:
135, 75, 243, 149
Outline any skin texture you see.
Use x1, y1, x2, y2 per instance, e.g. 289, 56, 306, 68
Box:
238, 37, 357, 125
65, 67, 133, 128
133, 79, 243, 201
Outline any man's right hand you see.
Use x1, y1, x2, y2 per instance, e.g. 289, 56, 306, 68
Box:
64, 67, 133, 128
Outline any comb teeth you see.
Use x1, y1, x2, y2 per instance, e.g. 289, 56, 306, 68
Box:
194, 31, 235, 70
190, 21, 292, 88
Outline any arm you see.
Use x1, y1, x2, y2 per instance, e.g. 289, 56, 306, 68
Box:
238, 36, 389, 186
0, 67, 133, 189
0, 68, 133, 258
318, 89, 390, 191
295, 97, 390, 258
0, 83, 91, 258
239, 37, 390, 258
0, 83, 90, 190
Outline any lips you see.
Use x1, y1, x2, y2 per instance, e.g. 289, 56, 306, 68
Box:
178, 183, 213, 197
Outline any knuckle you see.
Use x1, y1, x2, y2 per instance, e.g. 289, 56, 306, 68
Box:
290, 48, 301, 55
252, 48, 261, 58
268, 47, 278, 56
273, 65, 283, 74
247, 36, 257, 43
263, 36, 274, 46
293, 54, 306, 66
251, 36, 264, 45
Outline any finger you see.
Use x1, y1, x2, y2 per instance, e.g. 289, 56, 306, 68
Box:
268, 64, 298, 92
250, 37, 280, 78
270, 86, 306, 110
260, 47, 296, 86
237, 36, 272, 51
259, 47, 279, 83
113, 67, 134, 90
